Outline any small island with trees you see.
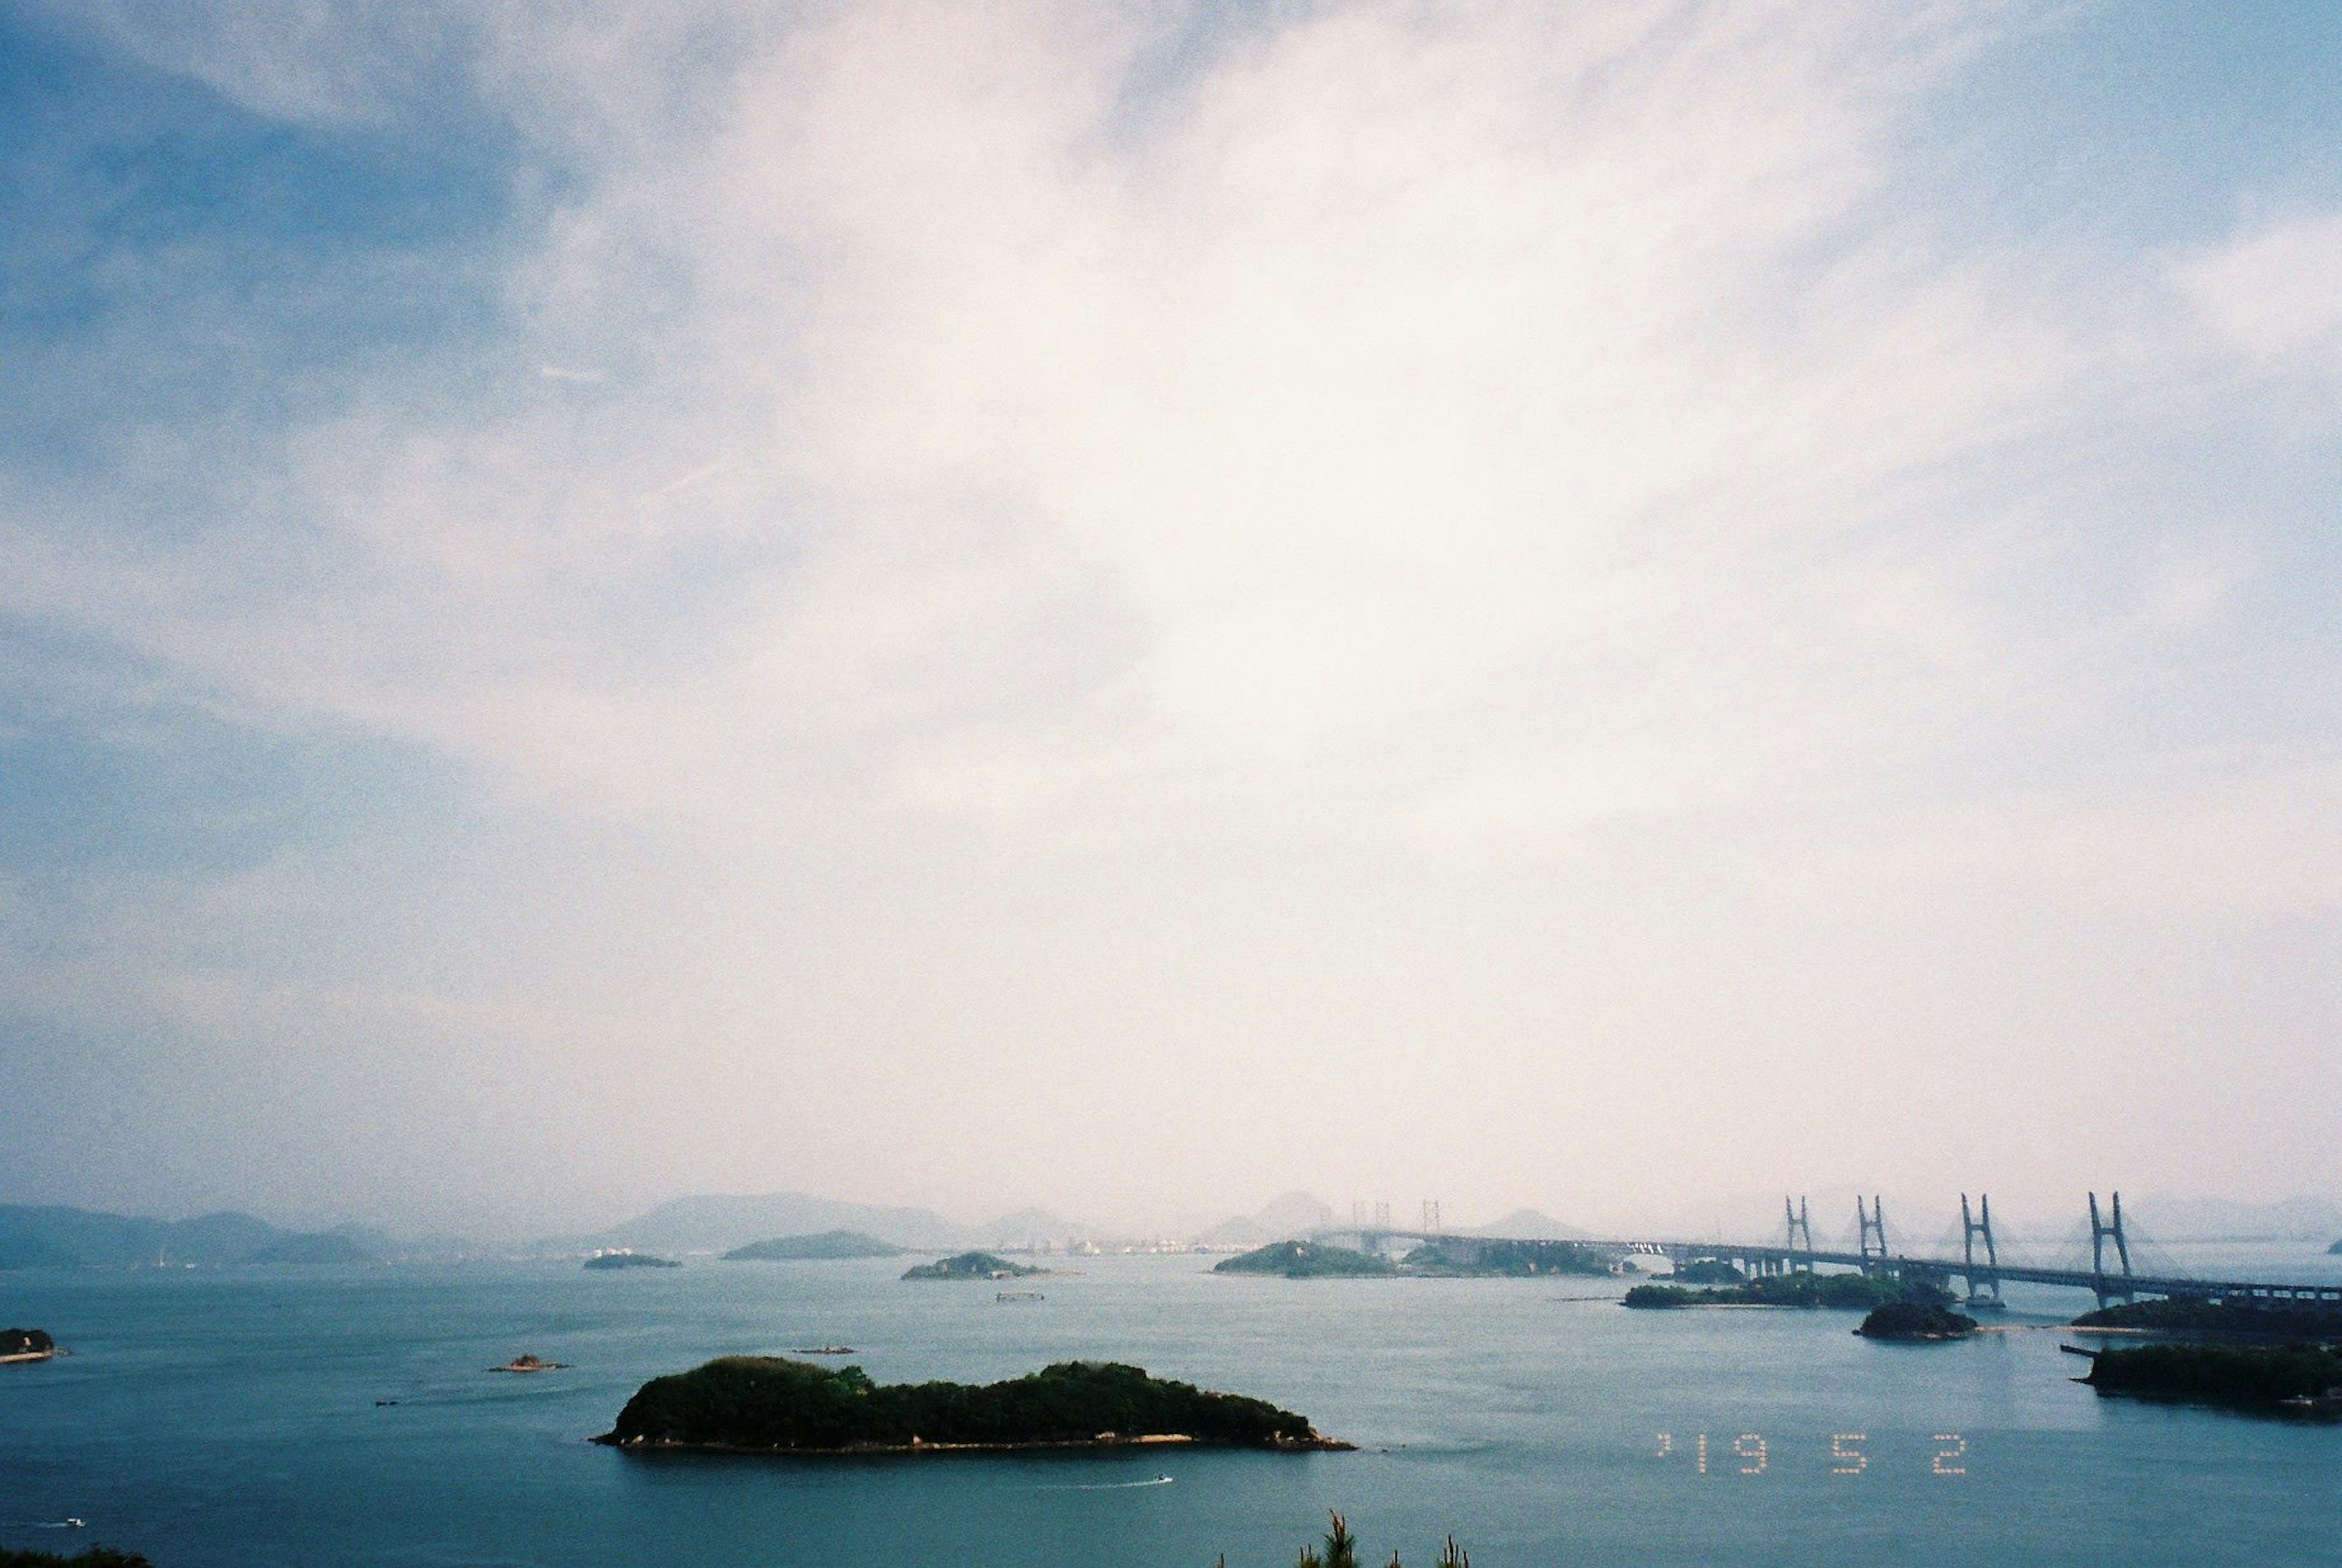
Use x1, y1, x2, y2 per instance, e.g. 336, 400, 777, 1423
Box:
593, 1356, 1352, 1453
583, 1250, 681, 1270
900, 1251, 1046, 1280
1855, 1301, 1978, 1341
1623, 1273, 1940, 1311
724, 1230, 906, 1261
1216, 1242, 1395, 1279
1213, 1237, 1608, 1280
2, 1327, 57, 1363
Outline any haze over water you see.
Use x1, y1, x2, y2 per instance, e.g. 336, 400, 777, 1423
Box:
6, 1248, 2340, 1567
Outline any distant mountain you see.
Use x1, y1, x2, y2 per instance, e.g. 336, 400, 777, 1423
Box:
1252, 1191, 1336, 1236
0, 1205, 365, 1266
1192, 1214, 1270, 1247
2125, 1194, 2342, 1242
1470, 1209, 1591, 1240
577, 1193, 976, 1254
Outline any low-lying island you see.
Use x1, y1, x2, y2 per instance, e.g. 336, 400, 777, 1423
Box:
593, 1356, 1352, 1454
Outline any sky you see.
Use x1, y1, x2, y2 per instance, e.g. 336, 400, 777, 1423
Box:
1, 0, 2339, 1242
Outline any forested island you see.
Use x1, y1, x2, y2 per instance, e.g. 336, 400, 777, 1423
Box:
1624, 1273, 1944, 1311
583, 1250, 680, 1270
593, 1356, 1350, 1453
2083, 1342, 2342, 1414
1855, 1301, 1978, 1341
1215, 1242, 1396, 1278
1398, 1238, 1609, 1277
900, 1251, 1045, 1280
2, 1326, 57, 1362
724, 1230, 905, 1261
2073, 1297, 2342, 1341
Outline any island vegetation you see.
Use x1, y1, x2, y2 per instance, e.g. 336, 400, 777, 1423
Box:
2, 1327, 57, 1362
1397, 1238, 1609, 1278
724, 1230, 906, 1261
1624, 1273, 1950, 1311
1665, 1259, 1747, 1284
2083, 1342, 2342, 1414
584, 1250, 680, 1270
2073, 1296, 2342, 1341
1214, 1242, 1396, 1278
900, 1251, 1044, 1280
0, 1550, 152, 1568
1855, 1301, 1978, 1340
594, 1356, 1349, 1453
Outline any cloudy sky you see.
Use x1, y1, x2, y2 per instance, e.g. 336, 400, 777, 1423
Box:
2, 1, 2338, 1240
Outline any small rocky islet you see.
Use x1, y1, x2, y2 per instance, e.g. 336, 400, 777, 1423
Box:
899, 1251, 1047, 1281
593, 1356, 1350, 1455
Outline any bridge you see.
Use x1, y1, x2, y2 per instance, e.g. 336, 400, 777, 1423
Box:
1310, 1191, 2342, 1319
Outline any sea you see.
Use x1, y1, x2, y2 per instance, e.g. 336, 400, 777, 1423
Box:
4, 1242, 2340, 1567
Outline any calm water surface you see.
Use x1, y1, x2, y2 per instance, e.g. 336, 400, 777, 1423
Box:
4, 1247, 2339, 1566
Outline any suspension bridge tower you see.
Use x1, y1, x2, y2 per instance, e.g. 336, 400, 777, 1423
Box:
1960, 1193, 2003, 1308
1857, 1195, 1889, 1273
2089, 1190, 2135, 1308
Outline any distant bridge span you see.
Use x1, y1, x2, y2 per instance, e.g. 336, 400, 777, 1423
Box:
1309, 1190, 2342, 1319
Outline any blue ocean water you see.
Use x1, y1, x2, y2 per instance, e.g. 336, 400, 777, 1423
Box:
3, 1246, 2339, 1567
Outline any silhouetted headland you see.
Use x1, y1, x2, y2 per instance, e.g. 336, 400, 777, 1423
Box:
2083, 1342, 2342, 1416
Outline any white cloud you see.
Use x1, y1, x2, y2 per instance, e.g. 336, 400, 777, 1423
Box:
6, 1, 2341, 1226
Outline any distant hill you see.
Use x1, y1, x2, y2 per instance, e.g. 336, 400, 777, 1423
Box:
1190, 1191, 1334, 1247
724, 1231, 906, 1261
0, 1205, 366, 1267
576, 1193, 976, 1255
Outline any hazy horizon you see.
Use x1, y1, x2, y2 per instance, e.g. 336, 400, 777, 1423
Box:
4, 4, 2340, 1240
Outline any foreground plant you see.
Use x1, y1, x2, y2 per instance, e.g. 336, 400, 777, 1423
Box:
1216, 1511, 1469, 1568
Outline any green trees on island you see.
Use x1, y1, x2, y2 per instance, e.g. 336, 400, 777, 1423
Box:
1214, 1242, 1396, 1278
2085, 1342, 2342, 1410
900, 1251, 1045, 1280
1624, 1272, 1950, 1310
595, 1357, 1347, 1452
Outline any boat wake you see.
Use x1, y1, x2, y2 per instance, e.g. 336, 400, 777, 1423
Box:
1038, 1475, 1174, 1491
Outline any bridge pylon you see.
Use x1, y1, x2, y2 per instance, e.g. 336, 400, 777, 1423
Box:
1422, 1200, 1441, 1234
2088, 1191, 2134, 1308
1857, 1195, 1889, 1273
1960, 1193, 2002, 1307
